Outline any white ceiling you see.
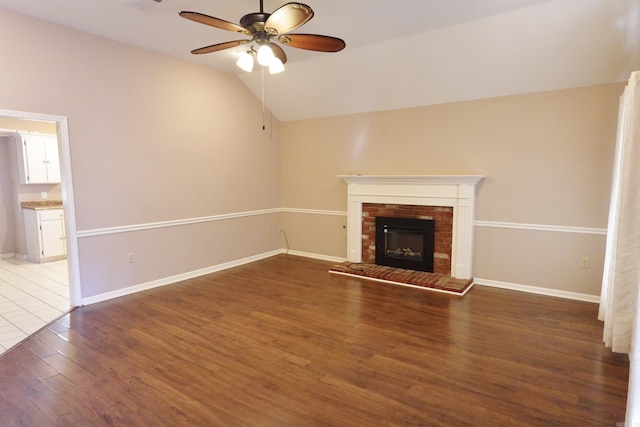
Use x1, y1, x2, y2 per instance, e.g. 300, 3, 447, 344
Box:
0, 0, 638, 121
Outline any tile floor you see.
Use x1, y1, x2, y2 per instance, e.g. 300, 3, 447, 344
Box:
0, 257, 70, 356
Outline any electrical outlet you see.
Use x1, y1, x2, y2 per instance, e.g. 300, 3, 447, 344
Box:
580, 257, 589, 268
267, 227, 272, 236
128, 252, 135, 263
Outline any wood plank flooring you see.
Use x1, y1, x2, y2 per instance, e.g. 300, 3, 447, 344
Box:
0, 255, 629, 426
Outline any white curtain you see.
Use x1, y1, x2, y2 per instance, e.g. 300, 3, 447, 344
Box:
598, 71, 640, 425
599, 71, 640, 352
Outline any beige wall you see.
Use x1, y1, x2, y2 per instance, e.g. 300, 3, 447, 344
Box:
0, 8, 282, 299
0, 118, 56, 134
281, 83, 623, 296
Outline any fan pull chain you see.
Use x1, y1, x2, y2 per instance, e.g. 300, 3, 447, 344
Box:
261, 66, 266, 130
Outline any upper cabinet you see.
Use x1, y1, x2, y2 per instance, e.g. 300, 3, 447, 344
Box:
16, 133, 61, 184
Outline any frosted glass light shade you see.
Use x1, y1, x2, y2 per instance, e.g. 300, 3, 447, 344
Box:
269, 57, 285, 74
236, 51, 254, 72
257, 44, 274, 66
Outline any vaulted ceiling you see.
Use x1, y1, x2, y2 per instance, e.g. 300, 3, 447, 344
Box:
0, 0, 638, 121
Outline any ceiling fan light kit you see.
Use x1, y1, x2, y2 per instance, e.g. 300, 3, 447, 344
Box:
180, 1, 345, 75
269, 57, 285, 74
236, 51, 255, 72
257, 44, 275, 66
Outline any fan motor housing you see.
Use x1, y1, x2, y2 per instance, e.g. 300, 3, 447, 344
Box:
240, 12, 270, 32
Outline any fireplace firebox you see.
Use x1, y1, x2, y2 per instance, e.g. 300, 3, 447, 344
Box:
375, 216, 435, 272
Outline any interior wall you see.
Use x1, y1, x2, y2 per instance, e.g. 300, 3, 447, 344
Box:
0, 136, 15, 256
0, 7, 282, 300
0, 117, 56, 133
280, 83, 624, 297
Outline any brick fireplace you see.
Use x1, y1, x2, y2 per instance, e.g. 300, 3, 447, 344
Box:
339, 175, 484, 280
362, 204, 453, 275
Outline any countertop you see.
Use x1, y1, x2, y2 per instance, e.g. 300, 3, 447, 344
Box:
21, 201, 63, 210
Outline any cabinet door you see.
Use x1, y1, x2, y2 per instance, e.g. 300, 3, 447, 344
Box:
44, 136, 61, 183
23, 135, 49, 184
19, 134, 61, 184
40, 213, 66, 259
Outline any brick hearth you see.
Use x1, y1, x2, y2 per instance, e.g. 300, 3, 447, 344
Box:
362, 203, 454, 275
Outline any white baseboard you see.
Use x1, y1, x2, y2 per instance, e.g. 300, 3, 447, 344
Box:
283, 249, 347, 263
81, 249, 282, 306
80, 250, 600, 306
474, 277, 600, 303
287, 254, 600, 303
0, 253, 27, 260
277, 253, 601, 303
283, 254, 600, 304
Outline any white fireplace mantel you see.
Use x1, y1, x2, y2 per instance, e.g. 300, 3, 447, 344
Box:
339, 175, 485, 279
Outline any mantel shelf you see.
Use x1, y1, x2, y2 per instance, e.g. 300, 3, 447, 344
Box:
338, 175, 485, 186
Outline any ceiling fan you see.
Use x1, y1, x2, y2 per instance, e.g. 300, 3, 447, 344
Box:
179, 1, 346, 74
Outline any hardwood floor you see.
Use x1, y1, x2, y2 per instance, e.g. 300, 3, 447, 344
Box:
0, 255, 629, 426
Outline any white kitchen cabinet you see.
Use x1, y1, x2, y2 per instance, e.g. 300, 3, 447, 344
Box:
16, 133, 61, 184
24, 208, 66, 263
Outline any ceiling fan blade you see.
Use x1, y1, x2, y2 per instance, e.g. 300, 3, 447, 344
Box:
264, 3, 313, 35
191, 40, 249, 55
278, 34, 346, 52
179, 11, 250, 34
270, 42, 288, 64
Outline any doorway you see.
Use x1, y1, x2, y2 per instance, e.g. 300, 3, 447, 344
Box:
0, 109, 80, 355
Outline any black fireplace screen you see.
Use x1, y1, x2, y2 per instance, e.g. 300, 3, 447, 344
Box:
375, 216, 435, 272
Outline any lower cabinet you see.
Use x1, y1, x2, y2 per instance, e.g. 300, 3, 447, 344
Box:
24, 208, 66, 263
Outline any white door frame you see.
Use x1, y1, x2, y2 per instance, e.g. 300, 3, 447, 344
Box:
0, 108, 81, 306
